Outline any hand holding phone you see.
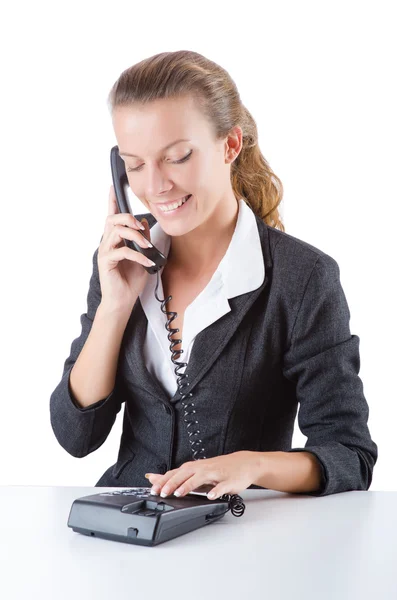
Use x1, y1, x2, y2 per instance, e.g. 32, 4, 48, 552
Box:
96, 185, 155, 314
110, 145, 167, 275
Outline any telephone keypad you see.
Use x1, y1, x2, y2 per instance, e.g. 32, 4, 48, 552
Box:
100, 487, 152, 498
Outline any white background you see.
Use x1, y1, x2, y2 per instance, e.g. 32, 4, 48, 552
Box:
1, 0, 395, 490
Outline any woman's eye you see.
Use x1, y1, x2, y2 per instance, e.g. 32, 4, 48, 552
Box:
127, 150, 193, 173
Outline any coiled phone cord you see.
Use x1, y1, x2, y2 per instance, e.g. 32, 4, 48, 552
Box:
154, 271, 245, 517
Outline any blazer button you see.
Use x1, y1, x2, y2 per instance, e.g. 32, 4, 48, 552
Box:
156, 463, 167, 474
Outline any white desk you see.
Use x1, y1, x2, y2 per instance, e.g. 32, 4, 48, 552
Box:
0, 486, 395, 599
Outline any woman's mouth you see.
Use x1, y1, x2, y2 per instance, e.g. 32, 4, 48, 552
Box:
155, 194, 192, 216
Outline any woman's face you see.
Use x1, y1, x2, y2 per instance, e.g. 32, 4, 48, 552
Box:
112, 95, 241, 236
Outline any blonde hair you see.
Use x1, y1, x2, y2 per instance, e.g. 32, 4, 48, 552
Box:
107, 50, 285, 231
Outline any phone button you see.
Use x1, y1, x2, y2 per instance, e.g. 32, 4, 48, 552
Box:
127, 527, 139, 538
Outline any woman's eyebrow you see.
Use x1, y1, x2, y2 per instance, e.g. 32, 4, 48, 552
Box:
119, 138, 190, 158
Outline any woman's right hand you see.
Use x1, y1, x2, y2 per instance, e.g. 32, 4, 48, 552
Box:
97, 185, 155, 314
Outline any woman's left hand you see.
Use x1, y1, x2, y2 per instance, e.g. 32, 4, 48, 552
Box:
145, 451, 262, 499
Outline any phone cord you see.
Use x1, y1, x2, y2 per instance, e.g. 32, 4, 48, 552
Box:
154, 271, 245, 517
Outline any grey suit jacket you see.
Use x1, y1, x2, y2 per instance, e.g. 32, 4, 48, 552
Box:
49, 212, 378, 496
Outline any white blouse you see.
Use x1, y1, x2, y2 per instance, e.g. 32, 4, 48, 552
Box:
138, 198, 265, 398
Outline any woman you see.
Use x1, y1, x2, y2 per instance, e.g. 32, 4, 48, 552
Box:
50, 50, 378, 499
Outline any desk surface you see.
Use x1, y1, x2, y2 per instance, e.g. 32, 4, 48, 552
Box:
0, 486, 395, 599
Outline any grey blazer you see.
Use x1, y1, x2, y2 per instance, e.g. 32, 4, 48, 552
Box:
49, 212, 378, 496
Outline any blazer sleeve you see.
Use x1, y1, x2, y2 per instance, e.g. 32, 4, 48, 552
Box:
49, 244, 124, 458
282, 254, 378, 496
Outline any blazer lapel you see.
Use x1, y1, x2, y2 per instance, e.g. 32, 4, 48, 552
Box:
178, 276, 270, 402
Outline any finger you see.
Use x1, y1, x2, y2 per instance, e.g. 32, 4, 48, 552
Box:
207, 486, 222, 500
157, 473, 192, 497
207, 483, 241, 500
112, 224, 153, 249
140, 218, 151, 243
155, 466, 196, 497
166, 475, 196, 497
147, 469, 181, 495
145, 473, 162, 486
108, 184, 119, 215
206, 482, 237, 499
173, 473, 210, 497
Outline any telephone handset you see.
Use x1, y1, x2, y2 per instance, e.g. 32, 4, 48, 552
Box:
110, 145, 167, 275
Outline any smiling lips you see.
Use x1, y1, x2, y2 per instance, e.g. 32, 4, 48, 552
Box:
156, 194, 192, 212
